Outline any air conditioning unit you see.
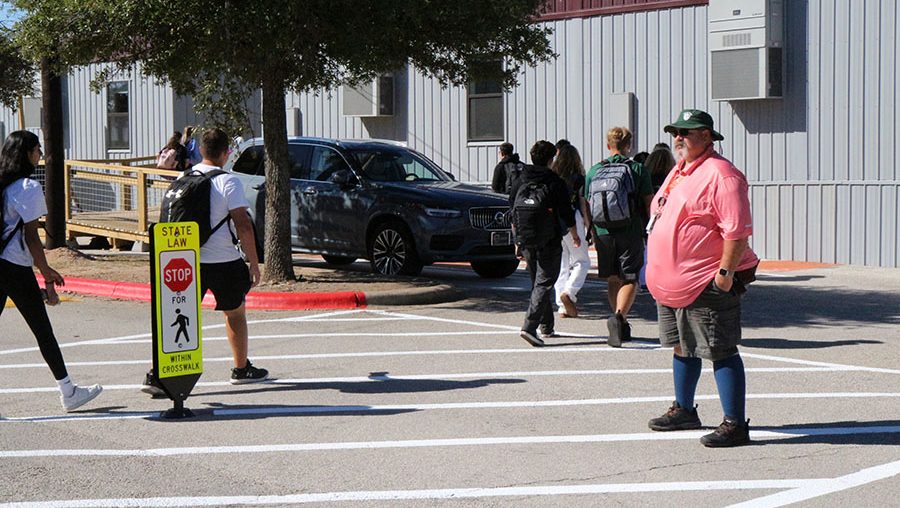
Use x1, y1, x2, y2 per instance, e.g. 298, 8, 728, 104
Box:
709, 0, 784, 101
342, 74, 394, 117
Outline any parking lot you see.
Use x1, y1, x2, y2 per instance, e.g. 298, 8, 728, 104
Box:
1, 263, 899, 506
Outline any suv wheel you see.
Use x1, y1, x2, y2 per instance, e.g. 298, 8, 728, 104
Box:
322, 255, 356, 266
369, 222, 423, 276
470, 259, 520, 278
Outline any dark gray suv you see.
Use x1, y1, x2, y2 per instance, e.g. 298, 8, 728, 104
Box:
225, 137, 519, 278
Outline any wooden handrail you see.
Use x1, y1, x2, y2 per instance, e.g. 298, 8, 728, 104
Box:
63, 159, 178, 245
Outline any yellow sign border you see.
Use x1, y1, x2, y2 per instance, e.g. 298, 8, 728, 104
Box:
152, 222, 203, 379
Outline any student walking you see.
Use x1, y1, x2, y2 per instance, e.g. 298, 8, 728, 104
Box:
157, 131, 189, 172
143, 128, 267, 395
585, 127, 653, 347
509, 140, 580, 347
645, 109, 759, 447
0, 131, 103, 412
181, 126, 202, 169
491, 142, 524, 195
550, 144, 591, 318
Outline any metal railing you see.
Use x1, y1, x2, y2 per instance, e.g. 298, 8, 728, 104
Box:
64, 157, 177, 244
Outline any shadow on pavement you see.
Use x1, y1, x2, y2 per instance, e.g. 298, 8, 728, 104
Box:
743, 283, 900, 327
195, 376, 526, 398
150, 404, 418, 422
752, 420, 900, 446
741, 338, 883, 349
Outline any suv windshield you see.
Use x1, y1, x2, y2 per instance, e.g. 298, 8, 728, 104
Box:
349, 148, 449, 183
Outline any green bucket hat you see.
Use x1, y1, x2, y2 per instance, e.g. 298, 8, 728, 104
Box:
663, 109, 724, 141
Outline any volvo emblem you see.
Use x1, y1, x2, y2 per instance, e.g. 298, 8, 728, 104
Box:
494, 211, 506, 223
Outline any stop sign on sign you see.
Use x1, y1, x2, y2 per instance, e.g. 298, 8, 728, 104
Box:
163, 258, 193, 293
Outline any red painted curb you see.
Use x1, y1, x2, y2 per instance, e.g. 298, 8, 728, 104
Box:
37, 276, 366, 311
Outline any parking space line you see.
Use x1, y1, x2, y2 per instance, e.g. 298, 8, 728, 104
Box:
0, 366, 844, 394
3, 425, 898, 459
4, 392, 899, 423
742, 352, 900, 375
0, 310, 379, 355
0, 479, 854, 507
728, 459, 900, 508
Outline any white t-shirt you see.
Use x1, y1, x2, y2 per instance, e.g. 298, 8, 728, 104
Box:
187, 164, 250, 263
1, 178, 46, 267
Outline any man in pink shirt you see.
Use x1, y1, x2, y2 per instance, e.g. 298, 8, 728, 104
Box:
645, 109, 759, 448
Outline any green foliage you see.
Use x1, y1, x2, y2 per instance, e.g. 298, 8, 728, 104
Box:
0, 28, 34, 109
13, 0, 553, 96
12, 0, 554, 280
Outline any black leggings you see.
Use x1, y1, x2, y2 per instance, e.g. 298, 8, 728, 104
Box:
0, 259, 68, 380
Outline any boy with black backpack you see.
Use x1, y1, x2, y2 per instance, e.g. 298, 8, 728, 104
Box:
585, 127, 654, 347
142, 128, 267, 396
491, 142, 525, 195
509, 140, 580, 347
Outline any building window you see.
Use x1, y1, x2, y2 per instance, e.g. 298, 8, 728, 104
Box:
467, 67, 504, 142
106, 81, 129, 150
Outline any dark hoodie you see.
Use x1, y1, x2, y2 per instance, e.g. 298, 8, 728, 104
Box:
491, 153, 524, 194
508, 164, 576, 240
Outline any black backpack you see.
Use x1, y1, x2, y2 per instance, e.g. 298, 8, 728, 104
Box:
504, 161, 524, 194
588, 159, 637, 229
512, 181, 556, 247
159, 169, 233, 246
0, 187, 25, 255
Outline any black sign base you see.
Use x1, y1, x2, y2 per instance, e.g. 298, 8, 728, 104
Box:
161, 399, 194, 419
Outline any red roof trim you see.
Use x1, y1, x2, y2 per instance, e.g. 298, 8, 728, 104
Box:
536, 0, 709, 21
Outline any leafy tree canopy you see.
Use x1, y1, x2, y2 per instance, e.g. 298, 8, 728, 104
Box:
13, 0, 553, 103
12, 0, 554, 281
0, 27, 34, 109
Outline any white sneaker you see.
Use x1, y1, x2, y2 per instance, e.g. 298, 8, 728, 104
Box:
60, 384, 103, 412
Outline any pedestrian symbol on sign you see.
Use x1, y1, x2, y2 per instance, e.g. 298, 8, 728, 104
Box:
172, 309, 190, 345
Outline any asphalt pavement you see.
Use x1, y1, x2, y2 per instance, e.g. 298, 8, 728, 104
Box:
0, 259, 898, 506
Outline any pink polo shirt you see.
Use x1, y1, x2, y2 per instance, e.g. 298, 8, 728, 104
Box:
646, 147, 758, 308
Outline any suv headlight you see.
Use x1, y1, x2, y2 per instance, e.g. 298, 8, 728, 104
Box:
423, 207, 462, 218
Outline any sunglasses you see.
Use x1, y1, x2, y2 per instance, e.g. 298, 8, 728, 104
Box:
672, 128, 696, 137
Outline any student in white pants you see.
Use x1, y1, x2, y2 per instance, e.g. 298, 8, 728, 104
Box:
551, 144, 591, 318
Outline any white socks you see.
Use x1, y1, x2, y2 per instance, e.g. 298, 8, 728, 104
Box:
56, 376, 76, 397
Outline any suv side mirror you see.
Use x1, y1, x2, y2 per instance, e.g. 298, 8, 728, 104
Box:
330, 169, 358, 188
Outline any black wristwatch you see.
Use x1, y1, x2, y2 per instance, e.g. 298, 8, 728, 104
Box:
718, 268, 734, 278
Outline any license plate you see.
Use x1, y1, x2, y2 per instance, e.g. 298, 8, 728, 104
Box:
491, 231, 512, 246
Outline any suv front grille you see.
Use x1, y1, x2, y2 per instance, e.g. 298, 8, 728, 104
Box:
469, 207, 511, 231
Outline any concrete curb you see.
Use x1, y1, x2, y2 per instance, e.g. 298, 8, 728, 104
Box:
39, 276, 459, 310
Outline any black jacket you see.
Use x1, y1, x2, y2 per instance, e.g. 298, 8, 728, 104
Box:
491, 154, 523, 194
508, 164, 576, 239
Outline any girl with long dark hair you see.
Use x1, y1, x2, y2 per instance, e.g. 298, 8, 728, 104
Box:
0, 130, 103, 412
550, 143, 591, 318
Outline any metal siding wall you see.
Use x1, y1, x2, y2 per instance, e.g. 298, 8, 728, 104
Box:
63, 63, 174, 161
13, 0, 895, 266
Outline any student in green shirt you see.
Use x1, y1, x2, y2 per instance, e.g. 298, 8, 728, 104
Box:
584, 127, 653, 347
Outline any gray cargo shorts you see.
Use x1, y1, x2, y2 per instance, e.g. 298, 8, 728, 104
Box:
658, 280, 742, 361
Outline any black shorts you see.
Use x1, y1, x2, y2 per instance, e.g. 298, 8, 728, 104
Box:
594, 233, 644, 281
200, 259, 251, 311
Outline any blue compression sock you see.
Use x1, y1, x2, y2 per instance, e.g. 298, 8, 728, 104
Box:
713, 354, 746, 422
673, 355, 702, 409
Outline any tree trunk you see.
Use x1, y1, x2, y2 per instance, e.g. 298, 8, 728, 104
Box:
260, 79, 294, 282
40, 58, 66, 250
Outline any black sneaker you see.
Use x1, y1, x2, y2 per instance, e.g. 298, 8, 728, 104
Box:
140, 370, 167, 398
607, 313, 623, 347
230, 361, 269, 385
607, 312, 632, 347
519, 330, 544, 347
648, 401, 702, 431
700, 418, 751, 448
